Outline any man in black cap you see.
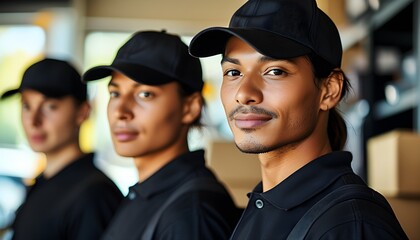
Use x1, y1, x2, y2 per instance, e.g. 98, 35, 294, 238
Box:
189, 0, 408, 239
82, 30, 240, 240
1, 58, 123, 240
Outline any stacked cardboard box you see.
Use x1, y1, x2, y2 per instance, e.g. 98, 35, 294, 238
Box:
206, 140, 261, 208
367, 129, 420, 239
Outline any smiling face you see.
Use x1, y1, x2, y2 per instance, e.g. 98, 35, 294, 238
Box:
21, 90, 85, 155
220, 37, 324, 154
107, 72, 199, 160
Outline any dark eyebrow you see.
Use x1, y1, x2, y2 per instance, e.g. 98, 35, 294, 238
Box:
221, 56, 240, 65
108, 79, 142, 89
259, 55, 277, 62
221, 55, 296, 66
108, 80, 118, 87
260, 55, 297, 66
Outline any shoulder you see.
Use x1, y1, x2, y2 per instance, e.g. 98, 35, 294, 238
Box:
164, 177, 237, 217
74, 172, 123, 204
65, 159, 123, 207
64, 174, 123, 225
304, 186, 408, 239
72, 155, 121, 196
155, 178, 240, 239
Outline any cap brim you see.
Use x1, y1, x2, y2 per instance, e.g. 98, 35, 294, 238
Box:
1, 87, 75, 100
82, 65, 114, 83
82, 62, 175, 86
189, 27, 311, 59
0, 89, 20, 99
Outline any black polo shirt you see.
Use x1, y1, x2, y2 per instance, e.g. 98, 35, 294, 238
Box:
101, 150, 241, 240
230, 151, 408, 240
12, 153, 123, 240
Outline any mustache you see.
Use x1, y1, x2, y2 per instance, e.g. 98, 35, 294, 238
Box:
228, 106, 278, 120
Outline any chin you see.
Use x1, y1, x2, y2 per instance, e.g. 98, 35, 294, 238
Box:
29, 144, 47, 153
235, 142, 271, 154
115, 150, 137, 158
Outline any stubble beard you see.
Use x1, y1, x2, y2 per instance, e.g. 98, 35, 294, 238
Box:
234, 135, 298, 154
233, 129, 283, 154
233, 116, 316, 155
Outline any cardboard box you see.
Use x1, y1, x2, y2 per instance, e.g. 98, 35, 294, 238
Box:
367, 129, 420, 197
206, 140, 261, 208
387, 197, 420, 240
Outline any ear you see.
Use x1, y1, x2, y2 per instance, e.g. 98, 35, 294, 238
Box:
76, 101, 91, 126
320, 69, 344, 111
181, 92, 203, 125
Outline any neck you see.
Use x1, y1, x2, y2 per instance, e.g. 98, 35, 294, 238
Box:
43, 143, 84, 178
259, 114, 331, 192
133, 141, 189, 183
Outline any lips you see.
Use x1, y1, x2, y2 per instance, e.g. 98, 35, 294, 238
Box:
233, 113, 272, 129
29, 134, 46, 144
113, 130, 139, 142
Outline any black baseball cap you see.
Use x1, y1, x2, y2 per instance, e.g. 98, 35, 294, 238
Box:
82, 30, 204, 94
1, 58, 86, 101
189, 0, 342, 74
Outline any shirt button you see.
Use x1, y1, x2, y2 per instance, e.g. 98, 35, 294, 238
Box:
128, 191, 136, 200
255, 199, 264, 209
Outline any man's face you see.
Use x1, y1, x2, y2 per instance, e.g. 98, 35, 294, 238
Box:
21, 90, 83, 154
220, 37, 322, 154
107, 72, 188, 158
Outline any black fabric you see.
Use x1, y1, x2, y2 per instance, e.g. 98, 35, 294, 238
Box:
189, 0, 342, 72
101, 150, 241, 240
141, 177, 227, 240
82, 31, 203, 94
229, 151, 408, 240
1, 58, 86, 101
287, 184, 408, 239
11, 153, 123, 240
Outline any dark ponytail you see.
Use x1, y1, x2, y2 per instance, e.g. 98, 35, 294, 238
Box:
309, 54, 351, 151
328, 108, 347, 151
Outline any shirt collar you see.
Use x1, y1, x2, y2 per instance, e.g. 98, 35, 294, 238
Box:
32, 153, 94, 188
129, 150, 206, 200
251, 151, 353, 210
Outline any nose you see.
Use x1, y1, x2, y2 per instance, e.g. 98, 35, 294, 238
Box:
110, 95, 134, 121
28, 108, 43, 127
235, 75, 263, 105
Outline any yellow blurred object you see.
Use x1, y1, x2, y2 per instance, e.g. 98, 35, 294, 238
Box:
202, 81, 216, 101
80, 117, 94, 153
23, 153, 46, 186
33, 11, 54, 29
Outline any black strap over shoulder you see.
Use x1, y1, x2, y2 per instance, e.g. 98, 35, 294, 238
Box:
286, 184, 396, 240
141, 177, 226, 240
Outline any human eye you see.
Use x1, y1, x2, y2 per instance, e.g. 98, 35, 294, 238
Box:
133, 85, 156, 103
46, 101, 58, 110
21, 102, 30, 111
109, 91, 119, 98
108, 85, 119, 98
137, 91, 154, 99
266, 68, 287, 76
223, 69, 242, 77
41, 101, 58, 114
